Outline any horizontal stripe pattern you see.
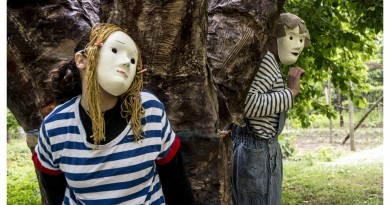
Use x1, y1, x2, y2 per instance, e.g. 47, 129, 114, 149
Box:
245, 51, 293, 139
34, 90, 174, 205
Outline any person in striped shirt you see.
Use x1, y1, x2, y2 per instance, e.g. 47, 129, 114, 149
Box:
33, 23, 195, 205
231, 13, 310, 205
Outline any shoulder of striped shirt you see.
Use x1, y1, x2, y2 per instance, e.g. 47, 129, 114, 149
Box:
140, 89, 160, 103
140, 90, 166, 111
42, 96, 80, 123
263, 53, 278, 69
265, 51, 275, 60
43, 90, 166, 123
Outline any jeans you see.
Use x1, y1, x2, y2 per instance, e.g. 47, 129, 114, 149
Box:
230, 112, 286, 205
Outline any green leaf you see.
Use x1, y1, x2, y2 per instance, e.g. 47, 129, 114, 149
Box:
284, 0, 382, 127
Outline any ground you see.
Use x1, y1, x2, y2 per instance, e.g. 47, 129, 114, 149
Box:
281, 126, 384, 204
331, 145, 383, 165
285, 127, 383, 154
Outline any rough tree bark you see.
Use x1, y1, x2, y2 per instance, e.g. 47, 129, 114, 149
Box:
7, 0, 285, 204
208, 0, 285, 125
8, 2, 99, 204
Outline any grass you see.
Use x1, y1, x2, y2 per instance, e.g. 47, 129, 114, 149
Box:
283, 159, 383, 205
281, 118, 383, 205
7, 137, 41, 205
283, 107, 383, 205
6, 118, 383, 205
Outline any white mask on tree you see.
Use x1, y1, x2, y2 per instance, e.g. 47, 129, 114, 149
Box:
277, 25, 307, 65
96, 31, 138, 96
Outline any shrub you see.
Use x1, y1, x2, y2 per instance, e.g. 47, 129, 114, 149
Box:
279, 134, 296, 158
7, 109, 22, 139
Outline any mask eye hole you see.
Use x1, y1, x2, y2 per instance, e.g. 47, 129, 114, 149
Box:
300, 39, 303, 43
131, 59, 136, 64
290, 36, 293, 40
112, 48, 118, 54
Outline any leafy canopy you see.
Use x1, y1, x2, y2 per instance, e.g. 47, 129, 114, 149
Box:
282, 0, 383, 127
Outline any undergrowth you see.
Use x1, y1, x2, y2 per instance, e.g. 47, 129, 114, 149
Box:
7, 138, 40, 205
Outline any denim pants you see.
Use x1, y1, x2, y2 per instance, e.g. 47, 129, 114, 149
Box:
231, 112, 286, 205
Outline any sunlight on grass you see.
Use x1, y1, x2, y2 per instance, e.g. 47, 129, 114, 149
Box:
7, 138, 41, 205
6, 129, 382, 204
283, 158, 383, 205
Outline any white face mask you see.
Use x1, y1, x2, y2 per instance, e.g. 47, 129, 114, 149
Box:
96, 31, 138, 96
277, 26, 307, 65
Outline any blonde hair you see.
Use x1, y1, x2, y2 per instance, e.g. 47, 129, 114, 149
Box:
83, 23, 145, 146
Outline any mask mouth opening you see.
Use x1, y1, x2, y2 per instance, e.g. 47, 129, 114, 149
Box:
291, 52, 299, 56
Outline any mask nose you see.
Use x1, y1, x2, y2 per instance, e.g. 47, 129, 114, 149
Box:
293, 39, 304, 51
118, 54, 131, 68
123, 62, 130, 68
292, 46, 301, 51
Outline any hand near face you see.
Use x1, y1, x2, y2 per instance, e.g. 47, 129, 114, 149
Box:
287, 67, 305, 97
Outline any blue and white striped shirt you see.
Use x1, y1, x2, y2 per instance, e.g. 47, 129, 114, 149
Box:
245, 51, 294, 139
33, 90, 177, 205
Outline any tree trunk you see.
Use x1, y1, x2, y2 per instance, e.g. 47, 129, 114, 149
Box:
7, 0, 285, 204
337, 89, 344, 127
348, 94, 356, 151
7, 0, 99, 131
208, 0, 285, 125
326, 76, 332, 143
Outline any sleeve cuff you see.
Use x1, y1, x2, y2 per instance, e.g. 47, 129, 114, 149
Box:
156, 136, 180, 165
32, 151, 63, 175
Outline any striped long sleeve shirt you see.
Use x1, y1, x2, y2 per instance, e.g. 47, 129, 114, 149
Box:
33, 90, 179, 205
244, 51, 294, 139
